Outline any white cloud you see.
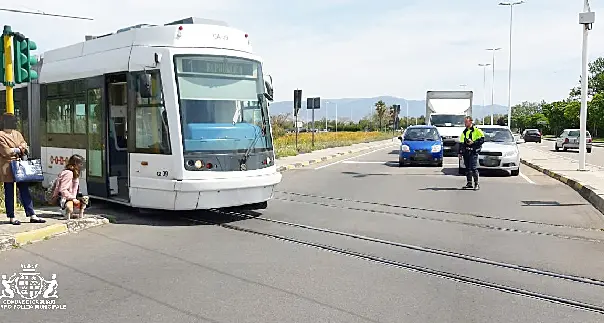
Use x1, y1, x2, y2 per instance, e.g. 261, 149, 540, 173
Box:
0, 0, 602, 105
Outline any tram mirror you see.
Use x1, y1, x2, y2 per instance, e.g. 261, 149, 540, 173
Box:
264, 75, 274, 101
138, 73, 153, 98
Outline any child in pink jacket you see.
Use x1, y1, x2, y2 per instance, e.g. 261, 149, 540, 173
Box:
52, 154, 89, 219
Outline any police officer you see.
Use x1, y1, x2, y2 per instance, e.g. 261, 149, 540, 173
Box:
458, 116, 485, 190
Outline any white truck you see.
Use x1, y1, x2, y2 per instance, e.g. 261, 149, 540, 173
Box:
425, 91, 473, 156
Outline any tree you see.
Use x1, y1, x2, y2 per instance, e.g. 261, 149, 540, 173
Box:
570, 57, 604, 99
374, 100, 387, 131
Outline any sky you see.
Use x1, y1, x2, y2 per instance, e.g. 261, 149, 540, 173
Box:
1, 0, 602, 105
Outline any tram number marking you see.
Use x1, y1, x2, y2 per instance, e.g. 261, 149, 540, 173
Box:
213, 33, 228, 41
49, 155, 70, 165
156, 171, 168, 177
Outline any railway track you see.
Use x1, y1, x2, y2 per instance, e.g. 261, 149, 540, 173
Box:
183, 208, 604, 316
271, 194, 604, 244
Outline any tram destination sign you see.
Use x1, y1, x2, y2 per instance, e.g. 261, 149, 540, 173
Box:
181, 58, 255, 77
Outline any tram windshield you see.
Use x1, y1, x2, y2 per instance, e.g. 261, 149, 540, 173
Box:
174, 55, 273, 154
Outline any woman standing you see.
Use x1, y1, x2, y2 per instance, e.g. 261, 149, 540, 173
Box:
0, 114, 45, 225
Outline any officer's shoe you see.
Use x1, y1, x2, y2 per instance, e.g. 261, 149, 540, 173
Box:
462, 182, 473, 189
473, 183, 480, 190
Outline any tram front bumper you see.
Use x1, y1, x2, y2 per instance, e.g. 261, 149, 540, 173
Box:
130, 171, 282, 210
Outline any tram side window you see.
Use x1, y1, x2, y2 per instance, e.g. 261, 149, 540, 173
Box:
47, 99, 72, 134
133, 72, 171, 154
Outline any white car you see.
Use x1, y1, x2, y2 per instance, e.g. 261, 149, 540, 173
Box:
554, 129, 592, 153
458, 125, 521, 176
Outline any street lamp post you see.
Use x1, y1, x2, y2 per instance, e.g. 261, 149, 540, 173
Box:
486, 47, 502, 125
577, 0, 594, 170
325, 101, 328, 131
499, 1, 524, 129
479, 63, 491, 124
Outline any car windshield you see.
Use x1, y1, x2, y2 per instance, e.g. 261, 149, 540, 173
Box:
482, 128, 514, 143
430, 115, 465, 127
404, 128, 440, 141
174, 55, 272, 153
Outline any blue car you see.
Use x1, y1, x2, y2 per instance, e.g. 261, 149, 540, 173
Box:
398, 125, 444, 167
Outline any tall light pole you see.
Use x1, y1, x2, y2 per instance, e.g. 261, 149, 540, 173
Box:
577, 0, 594, 170
479, 63, 491, 124
486, 47, 502, 125
325, 101, 328, 131
499, 1, 524, 129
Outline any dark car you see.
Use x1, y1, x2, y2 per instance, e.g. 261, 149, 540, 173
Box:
522, 129, 541, 143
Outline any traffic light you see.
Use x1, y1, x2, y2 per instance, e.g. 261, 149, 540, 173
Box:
0, 39, 4, 85
13, 35, 38, 84
293, 89, 302, 116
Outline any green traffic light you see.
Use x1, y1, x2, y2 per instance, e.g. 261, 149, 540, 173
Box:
12, 37, 38, 83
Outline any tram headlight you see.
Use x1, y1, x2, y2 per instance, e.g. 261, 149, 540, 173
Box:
194, 160, 203, 169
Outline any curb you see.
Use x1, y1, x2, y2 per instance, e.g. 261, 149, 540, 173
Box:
520, 159, 604, 215
276, 140, 396, 172
0, 215, 109, 252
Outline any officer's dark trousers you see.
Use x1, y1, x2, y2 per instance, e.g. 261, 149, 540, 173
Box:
463, 152, 479, 184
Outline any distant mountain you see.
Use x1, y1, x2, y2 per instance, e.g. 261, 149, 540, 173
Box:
268, 96, 508, 122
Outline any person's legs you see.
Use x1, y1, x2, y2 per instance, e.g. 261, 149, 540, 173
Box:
470, 154, 480, 189
463, 154, 472, 187
4, 182, 19, 225
16, 182, 45, 223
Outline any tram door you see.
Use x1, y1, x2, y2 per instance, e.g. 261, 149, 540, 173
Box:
105, 74, 130, 202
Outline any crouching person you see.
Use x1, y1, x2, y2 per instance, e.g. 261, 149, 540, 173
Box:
52, 154, 89, 219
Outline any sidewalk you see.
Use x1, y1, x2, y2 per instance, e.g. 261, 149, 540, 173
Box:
275, 138, 398, 172
519, 145, 604, 215
0, 207, 109, 252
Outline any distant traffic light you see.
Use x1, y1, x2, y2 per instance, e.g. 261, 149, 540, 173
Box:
13, 34, 38, 84
294, 89, 302, 116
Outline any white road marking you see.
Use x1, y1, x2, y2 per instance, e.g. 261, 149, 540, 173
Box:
341, 161, 387, 164
519, 172, 536, 184
314, 146, 396, 170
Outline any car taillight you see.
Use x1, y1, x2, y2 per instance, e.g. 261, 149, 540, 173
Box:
587, 138, 592, 143
564, 138, 569, 144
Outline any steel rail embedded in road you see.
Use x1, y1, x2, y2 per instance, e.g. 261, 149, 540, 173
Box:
273, 196, 604, 244
275, 190, 604, 232
201, 208, 604, 288
183, 210, 604, 316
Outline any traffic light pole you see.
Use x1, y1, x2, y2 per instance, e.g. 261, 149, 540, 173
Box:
3, 25, 13, 115
2, 25, 15, 213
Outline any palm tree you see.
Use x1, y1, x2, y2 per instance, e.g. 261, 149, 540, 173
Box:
374, 100, 387, 131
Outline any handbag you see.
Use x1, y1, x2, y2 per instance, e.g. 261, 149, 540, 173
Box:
10, 157, 44, 182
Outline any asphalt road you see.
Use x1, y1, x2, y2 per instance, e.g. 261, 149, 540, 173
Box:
525, 140, 604, 168
2, 147, 604, 322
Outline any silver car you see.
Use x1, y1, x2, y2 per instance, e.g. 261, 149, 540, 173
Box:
554, 129, 592, 153
458, 125, 521, 176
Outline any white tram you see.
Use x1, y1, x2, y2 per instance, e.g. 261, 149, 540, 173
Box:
27, 17, 281, 210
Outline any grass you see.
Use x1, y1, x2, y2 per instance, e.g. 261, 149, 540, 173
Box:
274, 131, 393, 158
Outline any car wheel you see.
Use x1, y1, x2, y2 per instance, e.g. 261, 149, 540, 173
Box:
511, 169, 519, 176
554, 144, 559, 151
399, 161, 404, 167
437, 161, 443, 167
538, 140, 541, 143
458, 168, 465, 175
588, 148, 592, 153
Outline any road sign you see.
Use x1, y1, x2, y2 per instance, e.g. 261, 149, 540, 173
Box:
307, 97, 320, 109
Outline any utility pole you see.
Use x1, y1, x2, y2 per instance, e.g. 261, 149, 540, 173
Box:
499, 1, 524, 129
578, 0, 594, 170
479, 63, 491, 122
486, 47, 502, 125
